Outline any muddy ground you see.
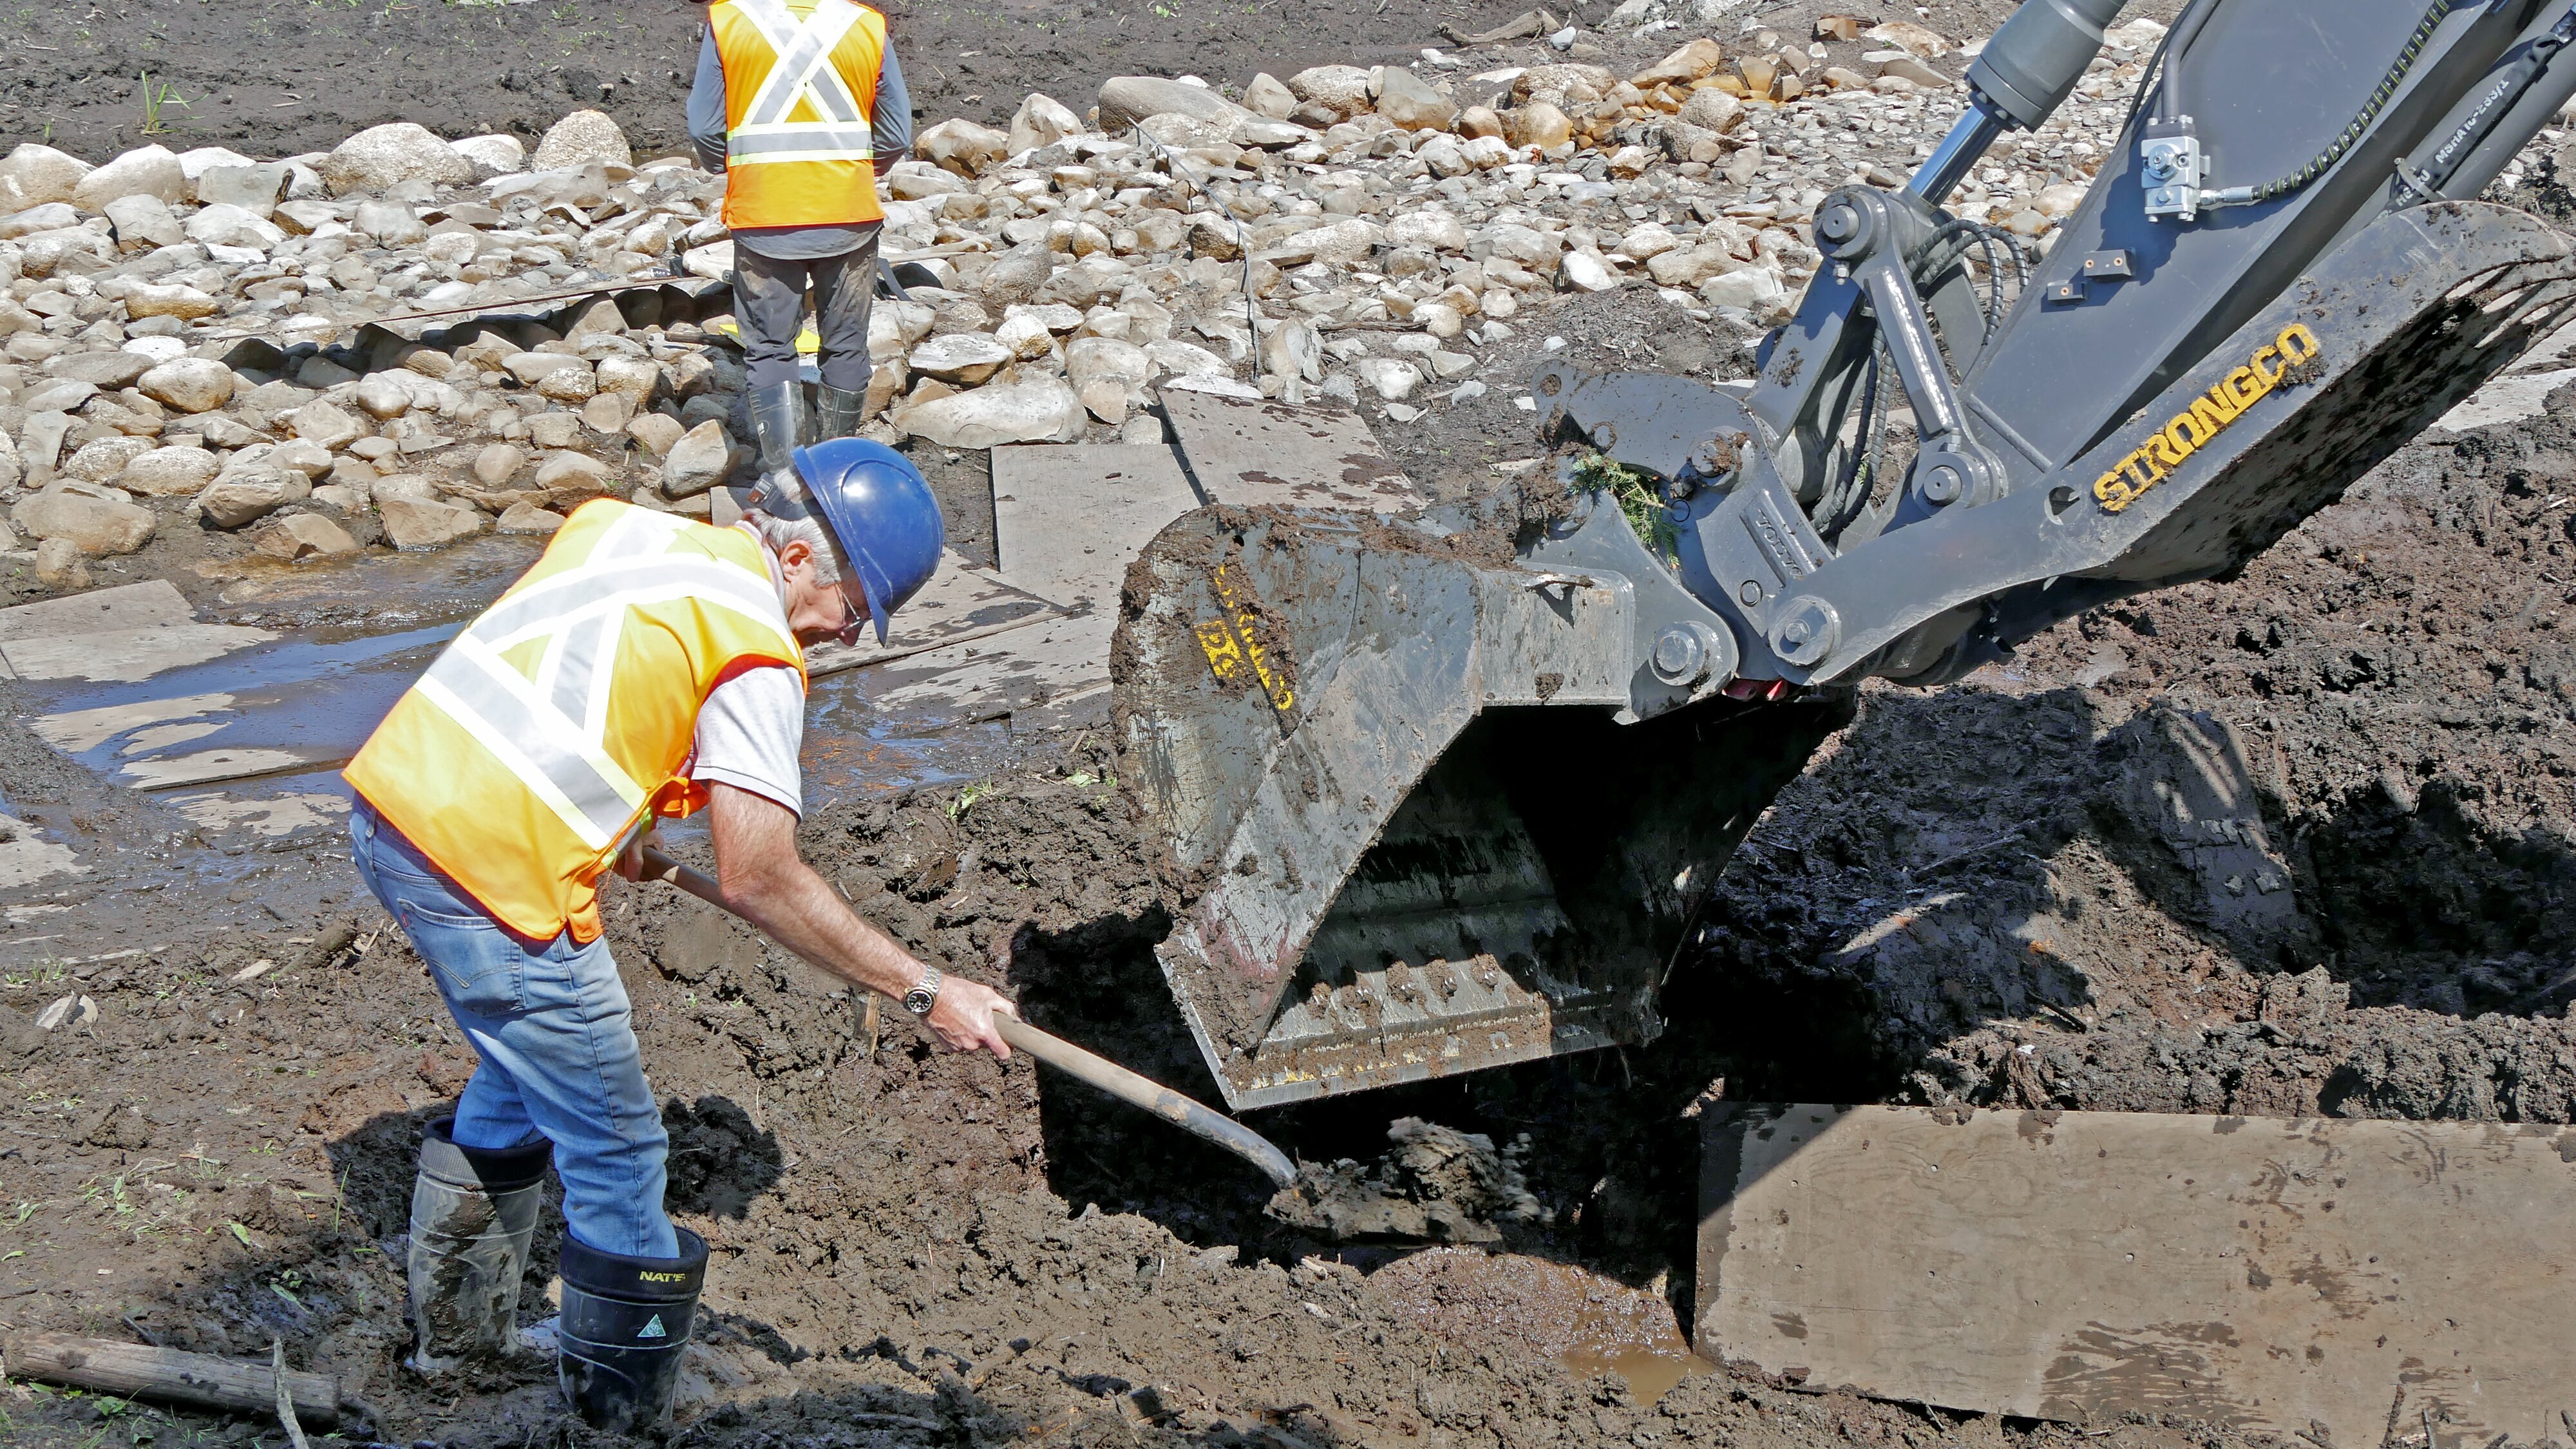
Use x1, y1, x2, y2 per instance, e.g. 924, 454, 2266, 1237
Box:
9, 0, 2575, 1445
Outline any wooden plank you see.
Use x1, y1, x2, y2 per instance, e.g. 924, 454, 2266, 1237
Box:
864, 609, 1116, 726
0, 1330, 344, 1425
0, 580, 191, 643
1159, 389, 1426, 513
1696, 1104, 2576, 1440
800, 549, 1063, 678
992, 443, 1200, 609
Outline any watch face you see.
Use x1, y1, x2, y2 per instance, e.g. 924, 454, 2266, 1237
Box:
904, 987, 934, 1014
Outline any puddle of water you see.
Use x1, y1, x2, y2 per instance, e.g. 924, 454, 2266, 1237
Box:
1368, 1247, 1714, 1405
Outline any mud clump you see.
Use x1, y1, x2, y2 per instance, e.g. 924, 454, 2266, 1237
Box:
1269, 1117, 1552, 1244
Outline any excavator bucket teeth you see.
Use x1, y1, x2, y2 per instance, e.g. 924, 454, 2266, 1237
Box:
1114, 501, 1848, 1111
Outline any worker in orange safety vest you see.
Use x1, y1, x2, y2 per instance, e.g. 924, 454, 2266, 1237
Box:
688, 0, 911, 484
345, 440, 1003, 1432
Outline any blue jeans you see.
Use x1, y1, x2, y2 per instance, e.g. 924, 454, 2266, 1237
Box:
349, 804, 677, 1259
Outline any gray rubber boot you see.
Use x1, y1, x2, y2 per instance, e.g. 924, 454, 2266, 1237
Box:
813, 383, 868, 442
406, 1118, 551, 1373
747, 381, 805, 486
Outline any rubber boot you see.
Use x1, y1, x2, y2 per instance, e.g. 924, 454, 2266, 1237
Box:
556, 1227, 707, 1434
405, 1119, 551, 1373
813, 383, 868, 442
747, 381, 805, 487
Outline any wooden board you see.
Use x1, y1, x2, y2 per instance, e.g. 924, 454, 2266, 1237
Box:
0, 580, 192, 643
800, 549, 1063, 678
992, 443, 1201, 610
1159, 389, 1426, 513
1696, 1104, 2576, 1439
863, 609, 1116, 727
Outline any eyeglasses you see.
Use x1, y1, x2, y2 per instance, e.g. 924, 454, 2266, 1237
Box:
835, 587, 866, 648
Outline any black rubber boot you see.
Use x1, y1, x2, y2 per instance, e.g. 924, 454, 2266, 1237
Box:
747, 381, 804, 486
556, 1227, 707, 1434
813, 383, 869, 441
406, 1119, 551, 1373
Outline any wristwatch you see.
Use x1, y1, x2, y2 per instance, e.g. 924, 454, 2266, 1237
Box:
902, 965, 943, 1016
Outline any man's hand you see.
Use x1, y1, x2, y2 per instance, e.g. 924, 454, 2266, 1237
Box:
703, 782, 1019, 1059
927, 978, 1016, 1058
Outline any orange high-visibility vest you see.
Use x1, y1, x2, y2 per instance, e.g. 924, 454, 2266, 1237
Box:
345, 500, 806, 944
710, 0, 889, 230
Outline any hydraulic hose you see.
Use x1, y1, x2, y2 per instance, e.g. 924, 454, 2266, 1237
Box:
2211, 0, 2476, 207
635, 845, 1299, 1189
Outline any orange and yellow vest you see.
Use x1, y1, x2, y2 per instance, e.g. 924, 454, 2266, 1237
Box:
346, 500, 806, 944
710, 0, 889, 230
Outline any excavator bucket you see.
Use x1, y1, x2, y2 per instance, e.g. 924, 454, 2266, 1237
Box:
1113, 493, 1848, 1111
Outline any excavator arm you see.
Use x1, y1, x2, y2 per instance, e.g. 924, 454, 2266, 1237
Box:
1115, 0, 2576, 1110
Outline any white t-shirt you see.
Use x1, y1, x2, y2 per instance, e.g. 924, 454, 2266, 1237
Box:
692, 663, 806, 816
689, 528, 807, 815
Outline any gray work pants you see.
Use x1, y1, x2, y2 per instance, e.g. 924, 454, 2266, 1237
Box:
731, 233, 877, 393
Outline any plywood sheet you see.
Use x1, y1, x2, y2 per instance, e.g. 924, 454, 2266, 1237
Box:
1159, 390, 1425, 513
801, 549, 1063, 679
1, 624, 278, 684
0, 580, 192, 643
1697, 1104, 2576, 1440
864, 609, 1115, 726
992, 443, 1200, 610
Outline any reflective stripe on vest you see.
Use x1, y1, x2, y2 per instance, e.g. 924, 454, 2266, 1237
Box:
344, 502, 805, 942
711, 0, 890, 228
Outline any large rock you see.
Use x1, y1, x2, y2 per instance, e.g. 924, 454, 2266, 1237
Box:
893, 378, 1084, 448
1678, 88, 1745, 131
352, 199, 426, 246
916, 118, 1010, 176
137, 358, 236, 415
185, 202, 287, 249
118, 445, 221, 497
1700, 267, 1787, 311
1097, 76, 1256, 131
1006, 93, 1083, 156
70, 145, 185, 212
1386, 209, 1468, 252
379, 496, 487, 550
1244, 73, 1298, 120
1633, 38, 1727, 86
13, 484, 155, 556
124, 283, 220, 320
63, 436, 155, 482
194, 164, 288, 215
660, 420, 738, 498
1289, 65, 1375, 114
909, 333, 1013, 385
1557, 249, 1620, 292
286, 399, 366, 451
531, 110, 632, 173
103, 193, 183, 251
451, 134, 527, 178
320, 122, 473, 196
251, 513, 361, 561
196, 469, 311, 529
0, 144, 91, 209
0, 201, 79, 240
1647, 241, 1754, 288
1506, 101, 1574, 150
1370, 68, 1459, 132
46, 351, 155, 388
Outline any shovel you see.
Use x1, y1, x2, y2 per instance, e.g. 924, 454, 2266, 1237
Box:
635, 844, 1296, 1189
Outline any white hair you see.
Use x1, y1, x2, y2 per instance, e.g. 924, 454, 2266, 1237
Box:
744, 506, 842, 586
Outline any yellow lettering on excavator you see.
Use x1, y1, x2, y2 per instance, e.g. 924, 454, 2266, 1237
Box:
2094, 322, 2324, 513
1193, 564, 1296, 712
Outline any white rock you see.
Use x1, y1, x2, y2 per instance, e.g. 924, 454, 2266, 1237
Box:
379, 495, 488, 549
893, 378, 1085, 448
1387, 209, 1470, 253
1354, 357, 1421, 401
995, 313, 1056, 360
251, 513, 362, 560
118, 445, 221, 497
908, 333, 1014, 384
1146, 340, 1233, 378
185, 203, 286, 249
12, 484, 154, 554
531, 111, 632, 173
175, 146, 258, 191
353, 199, 427, 245
125, 283, 220, 320
196, 469, 312, 529
71, 145, 186, 212
1007, 93, 1084, 156
1700, 267, 1787, 310
287, 399, 367, 451
0, 144, 91, 209
451, 133, 529, 178
103, 193, 183, 251
1615, 222, 1680, 261
1099, 76, 1258, 131
661, 421, 738, 498
1065, 336, 1153, 392
355, 372, 415, 420
137, 359, 236, 414
1289, 65, 1374, 113
321, 122, 474, 196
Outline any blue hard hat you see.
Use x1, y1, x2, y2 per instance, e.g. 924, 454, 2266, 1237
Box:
786, 438, 944, 645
